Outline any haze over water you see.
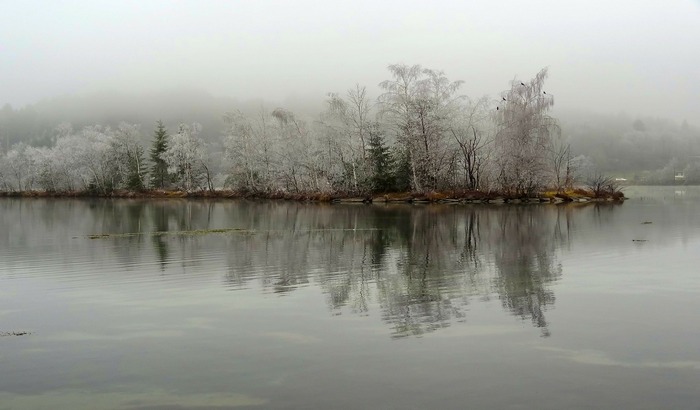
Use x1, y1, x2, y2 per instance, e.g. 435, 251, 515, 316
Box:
1, 186, 699, 409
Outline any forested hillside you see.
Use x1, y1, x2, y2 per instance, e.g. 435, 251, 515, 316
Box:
559, 111, 700, 183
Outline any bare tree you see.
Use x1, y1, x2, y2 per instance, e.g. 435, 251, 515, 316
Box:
494, 68, 559, 196
451, 96, 492, 190
549, 136, 573, 192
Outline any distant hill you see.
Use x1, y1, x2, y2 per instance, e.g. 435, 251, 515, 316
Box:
0, 89, 322, 148
555, 109, 700, 179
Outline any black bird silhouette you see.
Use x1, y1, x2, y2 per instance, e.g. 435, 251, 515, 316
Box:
496, 106, 499, 110
521, 82, 525, 86
543, 91, 547, 94
502, 97, 506, 101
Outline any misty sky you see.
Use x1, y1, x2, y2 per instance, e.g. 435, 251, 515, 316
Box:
2, 0, 699, 120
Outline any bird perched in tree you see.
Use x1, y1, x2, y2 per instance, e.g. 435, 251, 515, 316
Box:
502, 97, 506, 101
521, 82, 525, 86
543, 91, 547, 94
496, 106, 499, 110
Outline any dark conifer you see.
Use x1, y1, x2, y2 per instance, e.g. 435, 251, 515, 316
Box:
150, 120, 169, 189
367, 124, 396, 193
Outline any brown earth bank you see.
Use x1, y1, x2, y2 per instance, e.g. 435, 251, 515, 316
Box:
0, 188, 625, 203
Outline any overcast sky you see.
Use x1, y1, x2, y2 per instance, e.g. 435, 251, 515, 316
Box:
2, 0, 699, 120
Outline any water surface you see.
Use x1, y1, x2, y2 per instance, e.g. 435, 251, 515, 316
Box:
1, 187, 699, 409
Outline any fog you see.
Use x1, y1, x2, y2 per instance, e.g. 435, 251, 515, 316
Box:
2, 0, 699, 121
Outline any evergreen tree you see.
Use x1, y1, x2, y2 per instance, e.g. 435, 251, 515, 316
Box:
367, 125, 395, 193
392, 146, 413, 192
150, 120, 169, 188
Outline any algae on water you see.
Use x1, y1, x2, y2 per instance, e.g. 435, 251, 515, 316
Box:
85, 227, 380, 239
87, 228, 254, 239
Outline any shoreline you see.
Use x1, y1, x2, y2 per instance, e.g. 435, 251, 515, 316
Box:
0, 189, 625, 204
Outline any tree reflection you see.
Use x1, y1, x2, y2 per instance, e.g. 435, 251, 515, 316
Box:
490, 207, 563, 337
214, 203, 571, 338
150, 203, 170, 270
5, 198, 609, 338
372, 207, 471, 338
205, 202, 570, 338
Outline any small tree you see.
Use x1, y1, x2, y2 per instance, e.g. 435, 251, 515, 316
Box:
549, 138, 573, 192
587, 173, 620, 197
150, 121, 169, 189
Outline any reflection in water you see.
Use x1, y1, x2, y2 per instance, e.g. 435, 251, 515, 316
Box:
0, 199, 596, 338
219, 204, 570, 337
150, 204, 169, 269
491, 207, 562, 337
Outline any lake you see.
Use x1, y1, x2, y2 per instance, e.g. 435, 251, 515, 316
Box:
1, 186, 699, 409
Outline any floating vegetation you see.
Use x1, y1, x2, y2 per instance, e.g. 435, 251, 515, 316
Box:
87, 228, 255, 239
85, 227, 380, 239
0, 331, 30, 337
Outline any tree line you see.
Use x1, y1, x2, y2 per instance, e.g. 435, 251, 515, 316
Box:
0, 65, 592, 196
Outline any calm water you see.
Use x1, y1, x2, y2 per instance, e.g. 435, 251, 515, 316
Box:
1, 187, 699, 409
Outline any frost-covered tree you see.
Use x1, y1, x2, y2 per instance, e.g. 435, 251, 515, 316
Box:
3, 143, 35, 191
50, 133, 88, 191
111, 122, 146, 191
78, 126, 119, 193
28, 146, 59, 192
378, 64, 463, 191
494, 68, 558, 195
378, 64, 422, 191
223, 107, 330, 194
322, 85, 373, 193
223, 110, 271, 192
271, 108, 314, 192
0, 151, 8, 191
161, 122, 209, 191
0, 63, 581, 197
